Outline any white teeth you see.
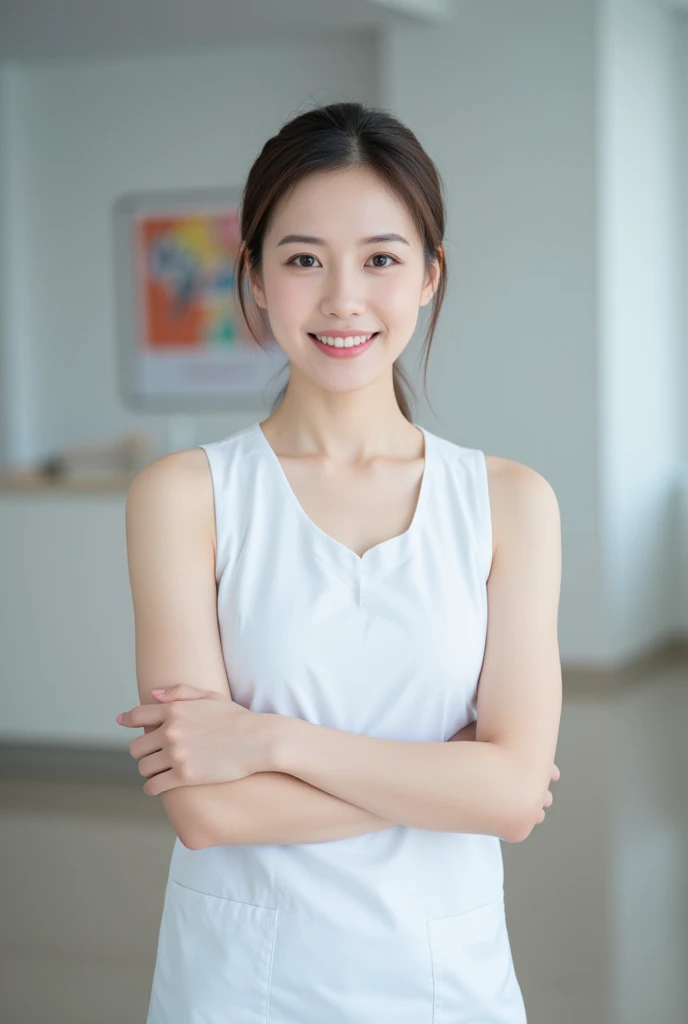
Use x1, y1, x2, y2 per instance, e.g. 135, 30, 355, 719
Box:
314, 333, 375, 348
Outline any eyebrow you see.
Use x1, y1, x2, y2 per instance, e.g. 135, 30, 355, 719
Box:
276, 233, 410, 247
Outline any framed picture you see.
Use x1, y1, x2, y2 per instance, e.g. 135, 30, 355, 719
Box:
113, 187, 288, 412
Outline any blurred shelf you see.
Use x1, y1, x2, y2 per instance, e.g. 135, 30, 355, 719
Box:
0, 470, 136, 494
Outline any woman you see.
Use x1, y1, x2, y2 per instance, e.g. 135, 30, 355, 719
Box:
120, 101, 562, 1023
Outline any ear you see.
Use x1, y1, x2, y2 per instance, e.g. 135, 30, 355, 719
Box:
244, 251, 267, 310
419, 246, 443, 308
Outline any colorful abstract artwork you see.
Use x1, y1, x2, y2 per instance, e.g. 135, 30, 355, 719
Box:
114, 188, 287, 409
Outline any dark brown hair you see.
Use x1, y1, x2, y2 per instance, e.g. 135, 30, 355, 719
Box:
235, 101, 448, 421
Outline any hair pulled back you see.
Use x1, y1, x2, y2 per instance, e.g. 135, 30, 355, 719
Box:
235, 101, 448, 421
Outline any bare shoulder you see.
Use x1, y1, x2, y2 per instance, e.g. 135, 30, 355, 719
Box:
484, 454, 560, 557
126, 447, 216, 552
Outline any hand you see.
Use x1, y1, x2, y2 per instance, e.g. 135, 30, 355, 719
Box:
115, 683, 276, 795
535, 761, 560, 825
449, 720, 560, 825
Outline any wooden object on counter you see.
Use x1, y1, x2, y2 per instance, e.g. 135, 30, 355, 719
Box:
0, 431, 153, 494
0, 469, 137, 494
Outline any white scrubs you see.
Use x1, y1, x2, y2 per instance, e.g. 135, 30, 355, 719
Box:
146, 421, 528, 1023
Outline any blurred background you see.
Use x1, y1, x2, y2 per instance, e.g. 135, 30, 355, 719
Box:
1, 0, 687, 1021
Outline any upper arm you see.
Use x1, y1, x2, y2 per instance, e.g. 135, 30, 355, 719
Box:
475, 457, 563, 841
125, 448, 230, 849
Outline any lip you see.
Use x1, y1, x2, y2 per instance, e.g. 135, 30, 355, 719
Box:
308, 331, 378, 359
310, 330, 379, 338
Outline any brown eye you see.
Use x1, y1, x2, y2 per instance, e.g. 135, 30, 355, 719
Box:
288, 254, 320, 269
368, 254, 398, 268
287, 253, 399, 269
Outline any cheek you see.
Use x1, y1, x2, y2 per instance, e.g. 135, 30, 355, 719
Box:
265, 275, 306, 315
377, 276, 420, 318
260, 281, 311, 340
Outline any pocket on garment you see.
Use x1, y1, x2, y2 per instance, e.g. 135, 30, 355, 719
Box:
147, 879, 278, 1024
427, 896, 527, 1024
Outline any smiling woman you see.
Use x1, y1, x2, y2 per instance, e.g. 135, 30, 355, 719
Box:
234, 112, 447, 419
124, 100, 562, 1024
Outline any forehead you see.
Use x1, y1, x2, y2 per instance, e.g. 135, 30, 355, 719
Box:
266, 167, 416, 243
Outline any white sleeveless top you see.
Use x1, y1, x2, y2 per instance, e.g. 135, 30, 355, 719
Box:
146, 420, 527, 1024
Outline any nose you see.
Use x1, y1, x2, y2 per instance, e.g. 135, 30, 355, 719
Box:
320, 263, 366, 319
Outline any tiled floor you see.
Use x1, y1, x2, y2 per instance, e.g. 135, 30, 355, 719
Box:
1, 644, 687, 1023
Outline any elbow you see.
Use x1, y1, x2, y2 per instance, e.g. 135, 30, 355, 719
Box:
499, 756, 550, 843
159, 791, 213, 850
181, 820, 230, 850
503, 813, 536, 844
180, 827, 207, 851
504, 792, 542, 844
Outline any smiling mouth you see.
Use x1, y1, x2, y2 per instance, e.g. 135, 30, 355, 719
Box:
308, 332, 379, 349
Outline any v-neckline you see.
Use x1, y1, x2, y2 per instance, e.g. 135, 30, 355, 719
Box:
252, 419, 432, 572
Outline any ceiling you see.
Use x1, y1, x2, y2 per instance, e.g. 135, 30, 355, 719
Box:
0, 0, 682, 69
644, 0, 688, 12
0, 0, 455, 64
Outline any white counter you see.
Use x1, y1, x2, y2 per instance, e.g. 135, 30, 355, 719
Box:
0, 485, 137, 748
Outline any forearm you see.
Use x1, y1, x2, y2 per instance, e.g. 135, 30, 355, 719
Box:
193, 722, 477, 848
272, 718, 527, 841
194, 772, 394, 847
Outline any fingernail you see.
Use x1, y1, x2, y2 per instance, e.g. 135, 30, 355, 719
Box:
116, 713, 123, 723
152, 688, 165, 696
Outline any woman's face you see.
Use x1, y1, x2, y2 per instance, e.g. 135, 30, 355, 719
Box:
248, 166, 440, 394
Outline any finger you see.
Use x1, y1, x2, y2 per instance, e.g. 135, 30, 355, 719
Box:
551, 763, 560, 781
137, 749, 171, 779
116, 704, 166, 729
129, 730, 163, 760
128, 725, 164, 760
151, 684, 207, 701
143, 769, 182, 796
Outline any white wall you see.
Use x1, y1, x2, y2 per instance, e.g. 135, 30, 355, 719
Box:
599, 0, 684, 664
387, 0, 686, 665
0, 63, 34, 469
1, 1, 686, 677
0, 40, 378, 465
679, 13, 688, 633
386, 0, 607, 659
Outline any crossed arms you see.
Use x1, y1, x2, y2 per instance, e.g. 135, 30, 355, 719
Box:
125, 449, 562, 851
172, 720, 478, 849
